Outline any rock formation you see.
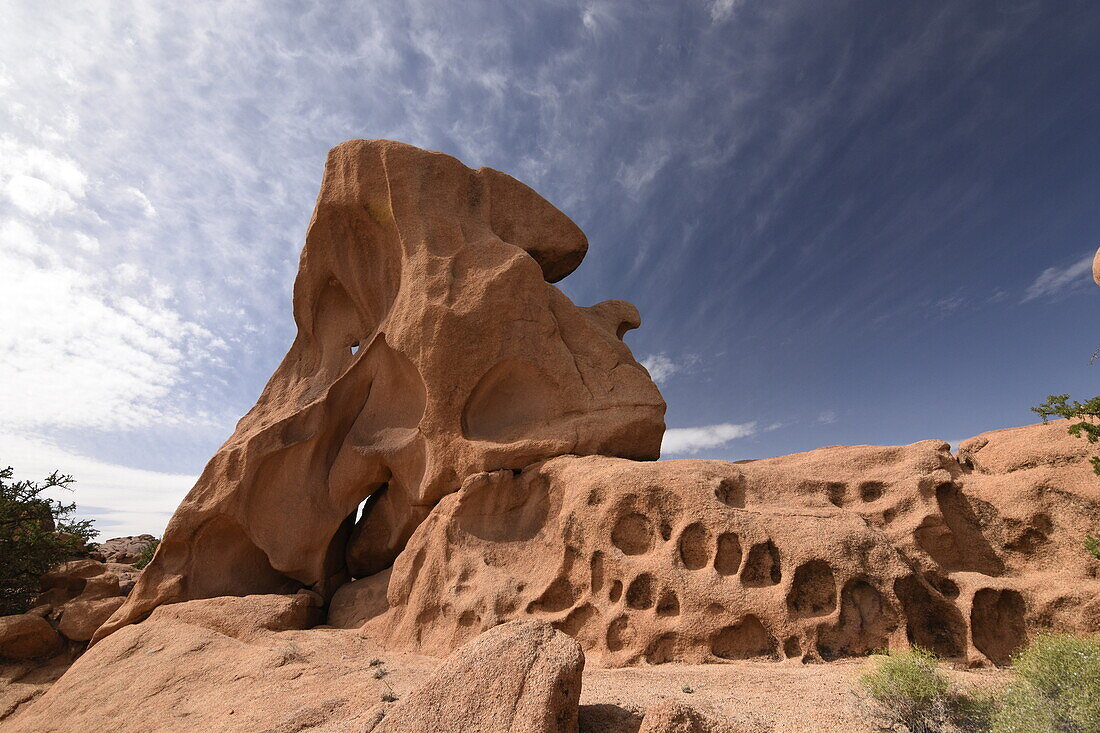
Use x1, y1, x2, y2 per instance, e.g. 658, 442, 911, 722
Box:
94, 139, 665, 643
5, 140, 1100, 731
90, 535, 158, 565
342, 422, 1098, 667
87, 141, 1098, 669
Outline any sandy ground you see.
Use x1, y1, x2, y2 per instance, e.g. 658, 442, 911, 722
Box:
1, 624, 1011, 733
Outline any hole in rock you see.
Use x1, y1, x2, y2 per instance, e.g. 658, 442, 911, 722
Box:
349, 342, 360, 355
553, 603, 598, 638
590, 552, 605, 593
458, 610, 480, 627
626, 573, 656, 610
678, 522, 711, 570
922, 572, 959, 600
714, 476, 746, 508
711, 616, 777, 660
914, 484, 1003, 575
608, 580, 623, 603
859, 481, 887, 502
606, 615, 632, 652
894, 575, 966, 658
705, 603, 726, 615
461, 360, 555, 442
656, 589, 680, 617
826, 482, 847, 507
645, 633, 679, 664
786, 560, 837, 618
1004, 513, 1053, 555
187, 514, 301, 599
741, 540, 782, 587
659, 522, 672, 542
528, 575, 577, 614
612, 513, 654, 556
714, 532, 742, 576
817, 580, 898, 661
971, 588, 1026, 666
784, 636, 803, 658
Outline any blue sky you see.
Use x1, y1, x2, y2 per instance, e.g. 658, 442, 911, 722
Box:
1, 1, 1098, 537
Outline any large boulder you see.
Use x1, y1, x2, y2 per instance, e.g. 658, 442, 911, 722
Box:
369, 620, 584, 733
0, 615, 61, 660
57, 598, 125, 642
95, 140, 665, 643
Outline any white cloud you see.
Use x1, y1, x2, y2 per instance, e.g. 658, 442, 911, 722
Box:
662, 421, 757, 455
817, 411, 837, 424
0, 227, 222, 431
123, 186, 157, 218
708, 0, 742, 24
640, 353, 680, 384
640, 352, 700, 385
4, 174, 77, 217
0, 432, 194, 538
1022, 251, 1094, 302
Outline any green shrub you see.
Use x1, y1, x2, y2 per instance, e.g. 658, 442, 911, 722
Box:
859, 647, 988, 733
991, 633, 1100, 733
133, 539, 159, 569
0, 465, 97, 615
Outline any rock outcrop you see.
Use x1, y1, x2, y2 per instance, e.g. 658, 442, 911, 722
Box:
368, 620, 584, 733
91, 535, 157, 565
341, 420, 1097, 668
95, 139, 666, 643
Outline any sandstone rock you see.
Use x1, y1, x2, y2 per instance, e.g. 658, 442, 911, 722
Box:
363, 447, 936, 665
40, 559, 106, 595
57, 598, 125, 642
145, 593, 322, 640
92, 535, 157, 565
96, 140, 665, 643
328, 568, 391, 629
369, 620, 584, 733
639, 699, 736, 733
346, 421, 1099, 668
1094, 245, 1100, 285
0, 615, 61, 660
5, 610, 422, 732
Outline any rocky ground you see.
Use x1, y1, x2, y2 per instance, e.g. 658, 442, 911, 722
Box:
1, 600, 1010, 732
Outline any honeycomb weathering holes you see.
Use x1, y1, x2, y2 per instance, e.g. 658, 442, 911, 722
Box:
611, 512, 653, 555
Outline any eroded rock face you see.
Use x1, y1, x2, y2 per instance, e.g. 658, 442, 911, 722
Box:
95, 140, 665, 643
346, 421, 1099, 667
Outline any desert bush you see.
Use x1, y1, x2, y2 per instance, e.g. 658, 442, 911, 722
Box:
133, 539, 159, 569
991, 633, 1100, 733
0, 465, 97, 615
1032, 394, 1100, 476
859, 647, 988, 733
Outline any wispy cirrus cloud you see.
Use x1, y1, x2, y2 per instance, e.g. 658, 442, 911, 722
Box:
1022, 251, 1095, 303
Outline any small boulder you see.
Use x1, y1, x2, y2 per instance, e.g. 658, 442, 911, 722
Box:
639, 699, 736, 733
0, 614, 62, 659
370, 620, 584, 733
58, 597, 126, 642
